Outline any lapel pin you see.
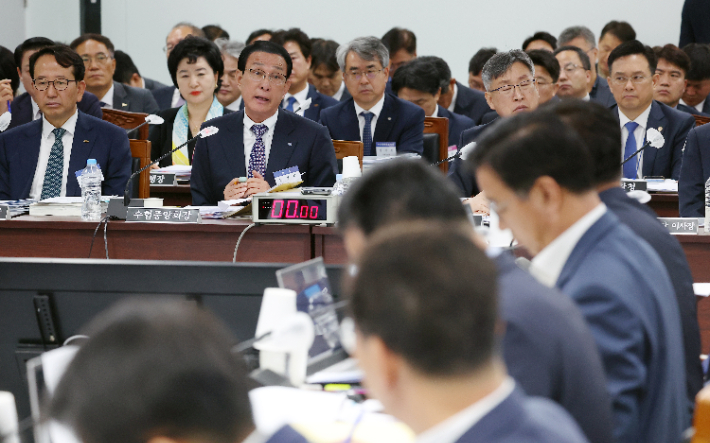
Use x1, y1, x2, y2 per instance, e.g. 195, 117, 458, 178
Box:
314, 104, 319, 107
122, 103, 128, 107
388, 117, 392, 121
287, 142, 292, 146
83, 140, 89, 143
658, 127, 663, 132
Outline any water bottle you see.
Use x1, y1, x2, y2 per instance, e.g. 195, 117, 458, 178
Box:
79, 159, 103, 221
331, 174, 345, 196
705, 177, 710, 233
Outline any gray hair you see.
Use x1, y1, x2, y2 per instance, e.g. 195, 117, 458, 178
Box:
170, 22, 206, 39
336, 36, 389, 71
481, 50, 535, 91
558, 26, 596, 49
215, 39, 245, 60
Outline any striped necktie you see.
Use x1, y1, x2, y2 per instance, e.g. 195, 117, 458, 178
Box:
41, 128, 66, 199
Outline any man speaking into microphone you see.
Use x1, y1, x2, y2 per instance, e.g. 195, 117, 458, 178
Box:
190, 41, 338, 206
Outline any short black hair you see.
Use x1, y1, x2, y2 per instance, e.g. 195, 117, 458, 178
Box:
310, 39, 340, 72
527, 49, 560, 82
271, 28, 312, 59
167, 36, 224, 90
338, 159, 467, 235
418, 55, 452, 93
607, 40, 657, 75
202, 24, 230, 42
50, 298, 254, 443
70, 33, 115, 55
29, 44, 85, 81
237, 40, 292, 78
469, 47, 497, 75
246, 29, 272, 45
554, 45, 591, 71
543, 100, 622, 185
381, 27, 416, 55
391, 58, 441, 96
0, 46, 20, 95
522, 31, 557, 51
469, 111, 594, 194
682, 43, 710, 81
600, 21, 636, 43
112, 50, 140, 84
14, 37, 55, 69
348, 224, 499, 376
654, 44, 690, 75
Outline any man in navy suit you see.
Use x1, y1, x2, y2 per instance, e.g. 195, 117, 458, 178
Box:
338, 159, 612, 443
0, 45, 131, 200
271, 29, 338, 122
471, 111, 688, 443
552, 99, 702, 414
679, 124, 710, 216
310, 39, 350, 102
191, 41, 337, 206
319, 37, 424, 156
680, 44, 710, 115
6, 37, 102, 132
652, 44, 710, 116
608, 40, 695, 180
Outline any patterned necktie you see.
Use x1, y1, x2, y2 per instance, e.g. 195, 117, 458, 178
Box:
623, 121, 640, 179
248, 124, 268, 178
41, 128, 66, 200
361, 111, 374, 156
284, 96, 297, 112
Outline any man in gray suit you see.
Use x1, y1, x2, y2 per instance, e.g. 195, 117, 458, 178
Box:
70, 34, 159, 114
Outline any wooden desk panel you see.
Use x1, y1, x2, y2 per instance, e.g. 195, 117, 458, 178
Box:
648, 193, 679, 218
150, 184, 192, 206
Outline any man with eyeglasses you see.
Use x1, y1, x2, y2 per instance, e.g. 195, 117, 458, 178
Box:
526, 49, 560, 104
319, 36, 424, 156
607, 40, 694, 180
0, 45, 131, 200
553, 46, 592, 100
70, 34, 159, 115
190, 41, 337, 206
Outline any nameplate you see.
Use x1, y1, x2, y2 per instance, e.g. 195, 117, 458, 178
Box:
658, 217, 698, 235
0, 205, 9, 220
126, 207, 200, 223
376, 142, 397, 157
274, 166, 301, 186
149, 173, 177, 186
621, 179, 647, 192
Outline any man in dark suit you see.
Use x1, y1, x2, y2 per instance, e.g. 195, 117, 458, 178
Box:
679, 124, 710, 216
471, 111, 688, 443
338, 159, 612, 443
113, 49, 167, 91
651, 44, 710, 117
608, 41, 695, 180
552, 99, 702, 414
310, 39, 350, 102
70, 34, 159, 115
270, 29, 338, 122
680, 44, 710, 115
191, 41, 337, 206
0, 45, 130, 200
6, 37, 102, 131
527, 49, 561, 104
319, 37, 424, 156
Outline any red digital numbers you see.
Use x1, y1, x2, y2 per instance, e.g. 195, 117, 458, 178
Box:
270, 200, 284, 218
270, 200, 319, 219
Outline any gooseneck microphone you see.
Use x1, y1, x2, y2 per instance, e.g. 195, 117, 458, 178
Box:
620, 128, 665, 167
125, 114, 165, 135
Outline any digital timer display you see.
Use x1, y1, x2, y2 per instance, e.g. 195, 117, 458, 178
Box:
257, 199, 327, 221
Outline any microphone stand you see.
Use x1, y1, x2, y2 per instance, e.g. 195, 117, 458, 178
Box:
621, 140, 652, 166
432, 150, 462, 167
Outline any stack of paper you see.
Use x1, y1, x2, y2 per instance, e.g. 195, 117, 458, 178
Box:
152, 165, 192, 182
0, 199, 35, 217
647, 179, 678, 193
29, 197, 109, 217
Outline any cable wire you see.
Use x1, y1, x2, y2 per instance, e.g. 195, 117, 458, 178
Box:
233, 223, 257, 263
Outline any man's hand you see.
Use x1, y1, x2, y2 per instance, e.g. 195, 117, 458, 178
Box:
223, 178, 247, 200
0, 80, 13, 114
245, 171, 270, 196
464, 191, 490, 215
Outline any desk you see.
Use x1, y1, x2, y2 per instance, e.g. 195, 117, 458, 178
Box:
0, 216, 312, 263
649, 192, 679, 217
151, 184, 192, 206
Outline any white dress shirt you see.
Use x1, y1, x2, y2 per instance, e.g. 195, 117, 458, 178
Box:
353, 94, 385, 142
99, 83, 114, 108
30, 111, 79, 200
332, 82, 346, 101
447, 83, 459, 112
226, 96, 242, 112
31, 97, 42, 121
431, 105, 439, 118
618, 104, 652, 179
283, 85, 310, 117
415, 378, 515, 443
243, 110, 279, 171
680, 97, 705, 113
582, 93, 590, 101
171, 87, 186, 108
529, 203, 607, 288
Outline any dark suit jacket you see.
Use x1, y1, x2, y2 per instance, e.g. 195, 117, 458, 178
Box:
557, 211, 688, 443
149, 107, 234, 167
680, 0, 710, 47
495, 252, 612, 443
453, 81, 494, 125
297, 84, 338, 122
265, 426, 309, 443
677, 102, 710, 117
8, 91, 103, 131
437, 106, 475, 149
453, 388, 589, 443
600, 186, 702, 411
111, 81, 160, 114
143, 77, 167, 91
319, 93, 425, 155
0, 111, 131, 199
152, 85, 179, 111
338, 86, 352, 102
447, 121, 496, 196
679, 123, 710, 217
191, 109, 338, 205
612, 100, 695, 179
590, 76, 616, 107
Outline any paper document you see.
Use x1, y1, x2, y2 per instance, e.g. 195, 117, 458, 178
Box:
694, 283, 710, 297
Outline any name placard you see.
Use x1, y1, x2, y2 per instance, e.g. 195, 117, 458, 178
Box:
376, 142, 397, 157
658, 217, 698, 235
0, 205, 9, 220
126, 207, 200, 223
149, 173, 177, 186
621, 179, 647, 192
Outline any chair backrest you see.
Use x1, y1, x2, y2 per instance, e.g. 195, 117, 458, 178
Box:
102, 108, 149, 140
692, 384, 710, 442
129, 139, 151, 198
424, 117, 449, 172
422, 133, 440, 165
333, 140, 364, 169
694, 114, 710, 127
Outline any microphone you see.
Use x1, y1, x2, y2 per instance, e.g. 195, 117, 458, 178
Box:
620, 127, 665, 167
432, 149, 461, 166
126, 114, 164, 134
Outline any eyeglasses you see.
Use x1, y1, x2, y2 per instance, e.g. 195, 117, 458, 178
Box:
345, 68, 385, 81
562, 63, 586, 74
610, 75, 650, 86
81, 53, 111, 65
246, 68, 287, 86
489, 79, 536, 95
163, 44, 175, 53
33, 78, 77, 91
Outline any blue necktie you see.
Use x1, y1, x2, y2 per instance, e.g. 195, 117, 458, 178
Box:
361, 111, 374, 156
41, 128, 66, 199
284, 96, 297, 112
248, 124, 268, 178
623, 121, 640, 179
